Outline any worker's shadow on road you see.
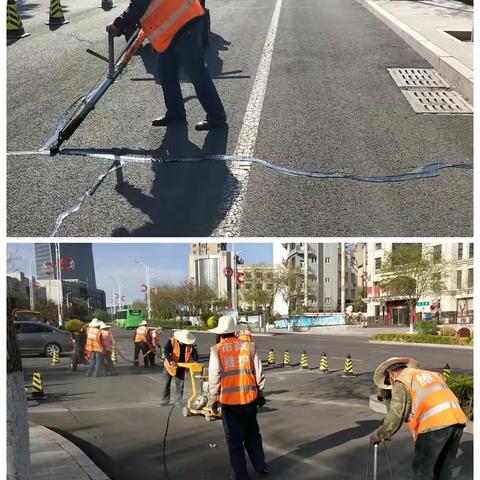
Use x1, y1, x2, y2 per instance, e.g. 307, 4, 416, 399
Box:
108, 122, 235, 236
266, 420, 381, 473
455, 439, 473, 479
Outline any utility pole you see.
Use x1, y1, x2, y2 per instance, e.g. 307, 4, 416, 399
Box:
55, 243, 63, 326
232, 244, 237, 312
341, 242, 346, 314
29, 260, 35, 311
135, 261, 152, 321
303, 242, 308, 309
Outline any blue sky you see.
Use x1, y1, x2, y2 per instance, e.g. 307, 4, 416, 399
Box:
7, 243, 273, 306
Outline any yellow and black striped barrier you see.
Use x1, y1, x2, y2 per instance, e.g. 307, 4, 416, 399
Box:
111, 348, 118, 363
46, 0, 69, 26
267, 349, 276, 366
31, 372, 44, 398
51, 350, 60, 365
7, 0, 30, 39
300, 351, 309, 369
283, 350, 290, 367
319, 352, 329, 373
442, 363, 451, 380
342, 354, 354, 377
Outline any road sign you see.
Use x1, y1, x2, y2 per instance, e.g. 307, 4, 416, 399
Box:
416, 301, 430, 307
224, 266, 233, 278
140, 284, 147, 292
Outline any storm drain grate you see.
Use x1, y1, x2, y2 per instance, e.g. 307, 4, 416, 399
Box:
387, 68, 449, 89
401, 90, 473, 114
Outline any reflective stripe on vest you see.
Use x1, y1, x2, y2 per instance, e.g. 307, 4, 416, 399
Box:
396, 368, 467, 441
135, 326, 149, 343
101, 331, 114, 352
85, 328, 102, 353
164, 337, 192, 376
216, 338, 258, 405
140, 0, 204, 53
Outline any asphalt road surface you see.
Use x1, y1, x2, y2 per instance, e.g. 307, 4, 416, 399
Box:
24, 327, 473, 479
7, 0, 473, 237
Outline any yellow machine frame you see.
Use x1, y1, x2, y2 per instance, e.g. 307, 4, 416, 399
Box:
177, 362, 221, 421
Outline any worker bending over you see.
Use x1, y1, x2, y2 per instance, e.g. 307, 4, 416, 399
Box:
134, 320, 153, 367
235, 319, 253, 342
208, 316, 268, 480
161, 329, 198, 407
370, 357, 467, 479
149, 327, 162, 367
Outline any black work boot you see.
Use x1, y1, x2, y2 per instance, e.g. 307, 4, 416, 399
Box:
152, 115, 187, 127
195, 118, 227, 131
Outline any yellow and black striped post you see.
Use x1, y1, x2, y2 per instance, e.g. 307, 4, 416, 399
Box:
342, 354, 354, 377
283, 350, 290, 367
442, 363, 451, 380
31, 372, 44, 398
46, 0, 69, 26
111, 348, 118, 363
51, 350, 60, 365
101, 0, 115, 10
267, 349, 276, 366
300, 351, 309, 369
319, 352, 329, 373
7, 0, 30, 39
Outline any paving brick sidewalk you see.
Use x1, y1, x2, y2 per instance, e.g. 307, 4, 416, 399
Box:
30, 422, 110, 480
360, 0, 474, 101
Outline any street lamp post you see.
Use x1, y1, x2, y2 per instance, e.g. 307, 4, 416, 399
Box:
29, 260, 36, 311
135, 261, 152, 322
65, 292, 73, 311
86, 297, 93, 312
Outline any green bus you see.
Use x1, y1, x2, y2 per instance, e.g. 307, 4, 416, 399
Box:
116, 309, 145, 329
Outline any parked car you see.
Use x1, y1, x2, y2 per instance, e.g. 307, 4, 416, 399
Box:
12, 308, 45, 323
14, 321, 74, 356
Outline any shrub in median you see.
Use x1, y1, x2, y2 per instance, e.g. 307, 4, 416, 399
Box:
64, 319, 85, 332
457, 327, 471, 338
447, 374, 473, 420
439, 326, 457, 337
370, 333, 472, 346
414, 320, 438, 336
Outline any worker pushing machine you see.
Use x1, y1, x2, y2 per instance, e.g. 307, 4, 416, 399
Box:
134, 320, 152, 367
208, 316, 268, 480
99, 322, 117, 376
85, 318, 105, 377
161, 329, 198, 407
370, 357, 467, 479
106, 0, 227, 131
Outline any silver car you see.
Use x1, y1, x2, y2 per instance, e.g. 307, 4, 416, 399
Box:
14, 321, 74, 356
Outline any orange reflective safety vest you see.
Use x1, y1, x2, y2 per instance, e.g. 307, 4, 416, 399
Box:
164, 337, 192, 377
396, 368, 467, 441
135, 325, 149, 343
236, 328, 253, 342
140, 0, 204, 53
215, 337, 258, 405
101, 330, 114, 352
85, 327, 103, 353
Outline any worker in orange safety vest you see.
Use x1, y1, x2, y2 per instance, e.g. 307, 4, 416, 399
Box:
99, 322, 117, 376
370, 357, 468, 479
85, 318, 105, 377
161, 330, 198, 407
235, 319, 253, 342
208, 315, 268, 480
134, 320, 153, 368
148, 327, 162, 367
106, 0, 226, 131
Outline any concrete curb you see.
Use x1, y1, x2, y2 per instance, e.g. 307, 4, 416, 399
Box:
360, 0, 473, 102
30, 423, 111, 480
369, 340, 473, 349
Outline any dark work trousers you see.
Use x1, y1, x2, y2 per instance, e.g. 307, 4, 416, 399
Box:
157, 17, 226, 122
161, 367, 185, 405
134, 341, 150, 367
413, 424, 465, 480
104, 351, 116, 376
221, 401, 267, 480
149, 346, 156, 366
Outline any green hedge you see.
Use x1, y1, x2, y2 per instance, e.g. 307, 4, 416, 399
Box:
370, 333, 472, 346
447, 374, 473, 420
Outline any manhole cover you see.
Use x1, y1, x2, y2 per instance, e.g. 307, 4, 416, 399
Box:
387, 68, 449, 89
401, 90, 472, 114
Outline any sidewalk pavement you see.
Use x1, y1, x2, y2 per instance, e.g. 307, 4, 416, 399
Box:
360, 0, 474, 101
29, 422, 110, 480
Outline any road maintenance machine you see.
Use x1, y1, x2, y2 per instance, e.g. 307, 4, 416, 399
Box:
178, 362, 221, 421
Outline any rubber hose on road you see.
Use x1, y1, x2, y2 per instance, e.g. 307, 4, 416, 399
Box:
162, 405, 175, 480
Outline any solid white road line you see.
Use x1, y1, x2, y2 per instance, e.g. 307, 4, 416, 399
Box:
213, 0, 283, 236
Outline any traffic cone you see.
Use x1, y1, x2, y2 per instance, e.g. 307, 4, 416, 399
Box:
442, 363, 451, 380
300, 351, 309, 369
101, 0, 115, 10
267, 349, 276, 366
51, 350, 60, 365
319, 352, 329, 373
342, 354, 354, 377
7, 0, 30, 39
46, 0, 69, 26
31, 372, 45, 398
283, 350, 290, 367
111, 348, 117, 363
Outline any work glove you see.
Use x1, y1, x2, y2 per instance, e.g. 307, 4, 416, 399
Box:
210, 401, 220, 413
369, 430, 382, 445
256, 396, 266, 408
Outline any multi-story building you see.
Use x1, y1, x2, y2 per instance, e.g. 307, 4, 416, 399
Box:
7, 271, 47, 304
272, 243, 356, 316
188, 243, 233, 301
364, 242, 474, 325
237, 265, 274, 311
